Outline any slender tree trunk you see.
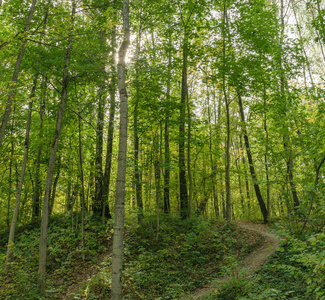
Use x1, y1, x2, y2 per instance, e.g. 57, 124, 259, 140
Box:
287, 156, 300, 207
49, 155, 61, 215
93, 89, 105, 216
164, 114, 170, 214
224, 95, 231, 222
32, 77, 47, 223
237, 92, 268, 223
7, 129, 14, 228
66, 180, 72, 211
111, 0, 130, 298
78, 107, 86, 260
154, 134, 161, 241
102, 22, 118, 223
264, 96, 271, 220
5, 66, 38, 271
179, 32, 189, 219
208, 83, 218, 218
214, 91, 222, 218
223, 1, 231, 222
38, 2, 75, 291
134, 24, 143, 224
240, 135, 251, 212
164, 27, 172, 215
236, 159, 245, 216
0, 0, 38, 147
187, 93, 193, 216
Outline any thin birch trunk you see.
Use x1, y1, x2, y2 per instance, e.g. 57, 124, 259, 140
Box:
111, 0, 130, 298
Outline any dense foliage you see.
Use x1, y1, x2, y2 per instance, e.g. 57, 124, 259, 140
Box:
1, 0, 325, 297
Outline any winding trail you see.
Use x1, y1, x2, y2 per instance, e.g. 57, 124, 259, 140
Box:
184, 221, 281, 299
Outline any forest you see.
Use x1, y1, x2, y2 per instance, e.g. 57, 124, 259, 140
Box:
1, 0, 325, 299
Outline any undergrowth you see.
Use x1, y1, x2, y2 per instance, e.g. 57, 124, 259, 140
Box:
0, 212, 111, 299
205, 221, 325, 300
0, 213, 261, 300
83, 215, 260, 300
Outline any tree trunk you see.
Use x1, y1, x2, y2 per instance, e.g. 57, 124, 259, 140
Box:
224, 95, 231, 222
164, 27, 172, 215
264, 96, 271, 220
78, 107, 86, 260
237, 92, 268, 223
32, 77, 47, 223
179, 32, 189, 219
93, 89, 105, 216
208, 83, 219, 218
49, 155, 61, 215
7, 126, 15, 228
223, 1, 231, 222
102, 23, 118, 223
5, 66, 38, 271
38, 1, 75, 291
111, 0, 130, 298
154, 134, 161, 241
134, 24, 143, 224
236, 159, 245, 216
0, 0, 38, 147
187, 91, 193, 216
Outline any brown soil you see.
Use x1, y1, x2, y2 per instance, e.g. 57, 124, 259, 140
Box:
183, 220, 281, 299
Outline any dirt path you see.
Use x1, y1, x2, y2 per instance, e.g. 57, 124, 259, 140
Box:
184, 220, 281, 299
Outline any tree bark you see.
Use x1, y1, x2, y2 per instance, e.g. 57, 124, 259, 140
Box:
154, 134, 161, 241
237, 92, 268, 223
223, 1, 231, 222
164, 27, 172, 215
187, 90, 193, 217
264, 95, 271, 220
49, 155, 61, 215
38, 1, 75, 291
179, 32, 189, 219
78, 106, 86, 260
93, 88, 105, 216
134, 23, 143, 224
7, 125, 15, 228
5, 65, 38, 271
102, 23, 118, 223
111, 0, 130, 298
32, 77, 46, 223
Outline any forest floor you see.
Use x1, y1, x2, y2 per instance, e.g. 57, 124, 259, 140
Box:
185, 220, 281, 299
62, 220, 279, 300
3, 215, 324, 299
